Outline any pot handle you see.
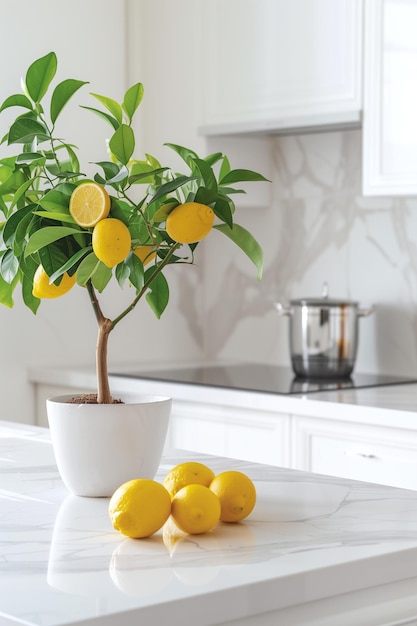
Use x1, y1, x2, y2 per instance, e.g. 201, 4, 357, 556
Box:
357, 305, 375, 317
273, 302, 293, 316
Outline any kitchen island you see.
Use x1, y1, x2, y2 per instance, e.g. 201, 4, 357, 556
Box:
2, 420, 417, 626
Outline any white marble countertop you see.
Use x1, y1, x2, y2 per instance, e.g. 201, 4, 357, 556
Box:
2, 420, 417, 625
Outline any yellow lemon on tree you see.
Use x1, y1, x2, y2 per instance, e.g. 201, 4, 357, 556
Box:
209, 471, 256, 522
133, 245, 157, 266
92, 218, 131, 268
166, 201, 215, 244
109, 478, 171, 539
69, 181, 111, 227
163, 461, 215, 499
171, 484, 221, 535
32, 265, 76, 299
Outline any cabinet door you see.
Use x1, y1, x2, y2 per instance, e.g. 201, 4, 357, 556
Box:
363, 0, 417, 195
167, 400, 291, 467
292, 415, 417, 490
200, 0, 362, 134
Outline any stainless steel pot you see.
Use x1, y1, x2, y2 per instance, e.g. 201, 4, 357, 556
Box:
274, 284, 374, 379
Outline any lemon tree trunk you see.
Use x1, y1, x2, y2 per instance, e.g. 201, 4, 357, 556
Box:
96, 318, 113, 404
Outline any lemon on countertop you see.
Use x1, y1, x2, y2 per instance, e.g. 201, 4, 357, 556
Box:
209, 471, 256, 522
163, 461, 215, 499
171, 484, 221, 535
109, 478, 171, 539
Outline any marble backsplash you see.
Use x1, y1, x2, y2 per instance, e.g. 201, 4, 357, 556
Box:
201, 128, 417, 378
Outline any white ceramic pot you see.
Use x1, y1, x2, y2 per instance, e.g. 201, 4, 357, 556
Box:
47, 393, 171, 497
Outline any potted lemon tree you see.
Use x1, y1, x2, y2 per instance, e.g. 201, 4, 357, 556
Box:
0, 52, 266, 496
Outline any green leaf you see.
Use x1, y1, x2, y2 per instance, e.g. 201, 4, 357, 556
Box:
115, 260, 130, 287
0, 94, 33, 113
3, 204, 35, 246
19, 256, 40, 313
204, 152, 223, 167
25, 51, 57, 103
214, 223, 263, 279
49, 248, 90, 282
8, 117, 49, 144
193, 158, 218, 192
38, 189, 71, 212
15, 152, 46, 167
109, 124, 135, 165
219, 169, 270, 185
128, 166, 169, 185
90, 93, 123, 124
145, 269, 169, 318
22, 271, 40, 313
76, 253, 101, 286
124, 252, 144, 291
91, 261, 112, 292
164, 143, 198, 167
148, 175, 196, 206
0, 170, 26, 196
122, 83, 144, 122
0, 272, 15, 307
219, 155, 231, 182
213, 196, 233, 228
14, 213, 36, 256
0, 249, 19, 282
25, 226, 84, 256
151, 200, 179, 223
80, 105, 120, 130
62, 143, 81, 175
38, 243, 69, 278
94, 161, 129, 185
50, 79, 88, 125
193, 187, 233, 228
0, 156, 16, 169
33, 211, 77, 224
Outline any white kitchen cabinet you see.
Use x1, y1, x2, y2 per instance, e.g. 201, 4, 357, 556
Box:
166, 400, 291, 467
292, 415, 417, 490
363, 0, 417, 195
200, 0, 363, 135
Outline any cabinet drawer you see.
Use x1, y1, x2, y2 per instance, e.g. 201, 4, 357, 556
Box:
292, 416, 417, 490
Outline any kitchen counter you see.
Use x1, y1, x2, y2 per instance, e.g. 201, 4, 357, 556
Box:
29, 364, 417, 430
2, 420, 417, 625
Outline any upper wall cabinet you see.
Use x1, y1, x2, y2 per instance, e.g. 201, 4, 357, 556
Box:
199, 0, 363, 136
363, 0, 417, 196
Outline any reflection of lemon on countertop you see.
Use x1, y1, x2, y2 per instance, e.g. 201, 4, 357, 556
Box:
163, 461, 215, 498
109, 478, 171, 538
162, 516, 188, 555
110, 539, 173, 597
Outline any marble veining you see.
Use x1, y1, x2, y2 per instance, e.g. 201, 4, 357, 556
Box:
2, 421, 417, 625
202, 129, 417, 378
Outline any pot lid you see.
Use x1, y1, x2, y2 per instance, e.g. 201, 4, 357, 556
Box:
290, 283, 359, 307
290, 297, 359, 307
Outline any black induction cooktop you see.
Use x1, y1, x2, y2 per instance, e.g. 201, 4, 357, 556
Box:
110, 364, 417, 395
